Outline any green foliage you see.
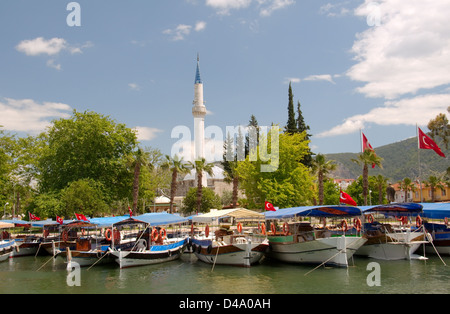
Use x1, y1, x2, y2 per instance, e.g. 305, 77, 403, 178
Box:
181, 187, 221, 215
236, 131, 314, 209
38, 110, 138, 200
346, 175, 387, 206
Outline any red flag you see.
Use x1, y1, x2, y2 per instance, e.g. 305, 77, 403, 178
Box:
340, 190, 357, 206
75, 213, 89, 222
128, 206, 132, 217
265, 201, 276, 211
418, 127, 446, 158
56, 216, 63, 225
29, 212, 41, 221
362, 132, 376, 168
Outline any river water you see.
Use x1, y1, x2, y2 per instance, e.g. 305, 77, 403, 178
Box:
1, 251, 449, 295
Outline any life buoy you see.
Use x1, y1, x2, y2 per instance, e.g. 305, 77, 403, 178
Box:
151, 228, 159, 241
270, 222, 276, 235
353, 218, 362, 232
445, 217, 449, 226
341, 220, 348, 232
260, 223, 266, 235
416, 216, 422, 228
283, 222, 289, 236
160, 228, 167, 240
237, 222, 243, 234
367, 214, 374, 224
62, 230, 69, 242
396, 216, 408, 225
105, 228, 112, 241
205, 225, 210, 238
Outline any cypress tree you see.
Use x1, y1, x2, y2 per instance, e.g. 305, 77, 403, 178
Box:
285, 82, 297, 134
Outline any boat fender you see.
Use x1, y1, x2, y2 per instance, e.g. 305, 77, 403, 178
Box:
188, 237, 192, 248
205, 225, 210, 238
105, 229, 112, 241
283, 222, 289, 236
197, 245, 202, 254
416, 216, 422, 228
207, 244, 212, 254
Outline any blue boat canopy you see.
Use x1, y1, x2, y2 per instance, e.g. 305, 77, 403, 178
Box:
115, 212, 188, 227
264, 205, 362, 219
420, 203, 450, 219
360, 203, 423, 216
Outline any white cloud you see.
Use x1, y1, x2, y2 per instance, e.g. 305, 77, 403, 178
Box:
316, 93, 450, 137
134, 126, 163, 141
319, 2, 352, 17
206, 0, 252, 15
163, 21, 206, 40
347, 0, 450, 99
259, 0, 295, 17
284, 74, 336, 84
16, 37, 93, 70
205, 0, 294, 16
0, 98, 72, 134
128, 83, 140, 91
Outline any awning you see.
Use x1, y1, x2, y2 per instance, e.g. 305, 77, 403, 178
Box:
420, 202, 450, 219
115, 213, 188, 227
0, 221, 15, 228
192, 208, 264, 223
264, 205, 362, 219
360, 203, 423, 216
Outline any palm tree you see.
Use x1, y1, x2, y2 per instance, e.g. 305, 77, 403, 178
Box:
161, 155, 189, 213
424, 174, 445, 202
398, 177, 415, 203
131, 148, 152, 214
352, 150, 383, 205
311, 154, 336, 205
374, 175, 388, 204
189, 158, 214, 214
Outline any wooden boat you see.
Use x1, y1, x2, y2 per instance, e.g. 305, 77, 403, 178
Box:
190, 208, 269, 267
11, 220, 61, 257
108, 213, 189, 269
0, 221, 20, 261
420, 202, 450, 256
264, 205, 367, 268
356, 203, 430, 260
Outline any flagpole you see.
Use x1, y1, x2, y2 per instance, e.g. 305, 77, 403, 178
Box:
416, 124, 423, 202
360, 129, 363, 153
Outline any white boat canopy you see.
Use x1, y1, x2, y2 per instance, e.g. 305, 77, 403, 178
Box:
192, 208, 264, 224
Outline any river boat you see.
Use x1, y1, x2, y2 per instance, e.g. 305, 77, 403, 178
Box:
190, 208, 269, 267
420, 202, 450, 255
0, 221, 20, 261
11, 220, 61, 257
264, 205, 367, 268
108, 213, 189, 269
356, 203, 430, 260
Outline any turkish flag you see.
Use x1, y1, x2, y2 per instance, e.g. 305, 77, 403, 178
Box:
265, 201, 276, 211
56, 216, 63, 225
340, 190, 357, 206
418, 127, 445, 158
362, 132, 376, 168
75, 213, 89, 222
29, 212, 41, 221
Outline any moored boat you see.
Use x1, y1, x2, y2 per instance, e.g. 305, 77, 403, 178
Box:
356, 203, 430, 260
264, 205, 367, 268
0, 221, 20, 261
190, 208, 269, 267
108, 213, 189, 268
420, 202, 450, 256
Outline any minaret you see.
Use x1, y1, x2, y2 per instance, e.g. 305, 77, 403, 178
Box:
192, 54, 206, 161
192, 54, 207, 186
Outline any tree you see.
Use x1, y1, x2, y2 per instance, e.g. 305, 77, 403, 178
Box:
373, 175, 388, 204
130, 147, 152, 214
189, 158, 214, 214
181, 187, 221, 215
424, 174, 445, 202
284, 82, 297, 134
296, 101, 313, 167
236, 130, 314, 209
311, 154, 336, 205
398, 177, 415, 203
38, 110, 137, 202
352, 149, 383, 205
222, 132, 240, 208
161, 154, 190, 213
428, 107, 450, 149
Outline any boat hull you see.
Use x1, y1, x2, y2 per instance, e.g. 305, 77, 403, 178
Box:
267, 235, 367, 267
110, 238, 188, 269
356, 230, 428, 260
0, 240, 18, 262
191, 237, 269, 267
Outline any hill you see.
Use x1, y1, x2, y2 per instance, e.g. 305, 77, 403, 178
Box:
325, 136, 449, 183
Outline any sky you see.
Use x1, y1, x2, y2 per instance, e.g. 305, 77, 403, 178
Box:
1, 0, 450, 162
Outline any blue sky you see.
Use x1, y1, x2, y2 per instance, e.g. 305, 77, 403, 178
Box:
1, 0, 449, 160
